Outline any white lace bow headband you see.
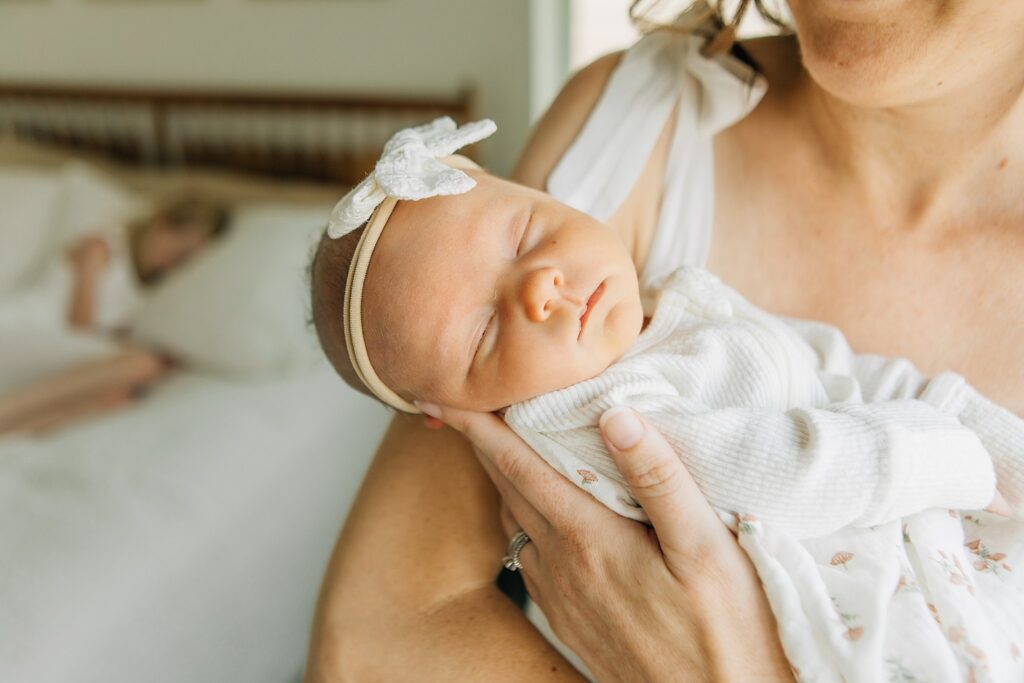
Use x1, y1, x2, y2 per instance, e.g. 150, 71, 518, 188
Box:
326, 116, 497, 413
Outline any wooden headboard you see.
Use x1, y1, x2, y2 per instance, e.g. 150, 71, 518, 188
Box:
0, 83, 476, 185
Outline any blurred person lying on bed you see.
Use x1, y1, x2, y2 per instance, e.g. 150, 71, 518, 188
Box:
66, 193, 230, 330
0, 193, 230, 436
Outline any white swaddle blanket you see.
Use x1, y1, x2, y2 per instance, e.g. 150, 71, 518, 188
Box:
506, 267, 1024, 682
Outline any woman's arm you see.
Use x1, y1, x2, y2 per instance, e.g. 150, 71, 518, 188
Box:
66, 235, 111, 330
304, 416, 587, 682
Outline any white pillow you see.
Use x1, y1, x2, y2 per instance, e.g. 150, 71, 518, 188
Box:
0, 167, 62, 295
0, 161, 142, 296
54, 161, 143, 244
130, 202, 331, 377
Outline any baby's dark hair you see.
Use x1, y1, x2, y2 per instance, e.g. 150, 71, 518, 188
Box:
309, 224, 385, 405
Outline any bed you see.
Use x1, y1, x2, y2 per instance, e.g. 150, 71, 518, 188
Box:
0, 84, 474, 683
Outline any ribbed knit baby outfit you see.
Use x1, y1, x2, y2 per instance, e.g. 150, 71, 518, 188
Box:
506, 268, 1024, 681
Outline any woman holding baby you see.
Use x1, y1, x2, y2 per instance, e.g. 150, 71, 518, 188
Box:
305, 0, 1024, 680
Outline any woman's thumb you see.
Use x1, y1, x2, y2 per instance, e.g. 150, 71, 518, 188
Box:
599, 407, 718, 546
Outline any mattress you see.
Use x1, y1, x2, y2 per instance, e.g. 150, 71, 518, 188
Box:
0, 364, 390, 683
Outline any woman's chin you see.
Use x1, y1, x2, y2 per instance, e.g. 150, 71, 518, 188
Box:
798, 0, 913, 24
799, 27, 936, 108
791, 0, 954, 108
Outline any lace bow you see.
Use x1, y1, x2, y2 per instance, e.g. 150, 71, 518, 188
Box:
326, 117, 497, 238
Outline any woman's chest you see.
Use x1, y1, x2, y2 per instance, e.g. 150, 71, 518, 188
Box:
707, 192, 1024, 414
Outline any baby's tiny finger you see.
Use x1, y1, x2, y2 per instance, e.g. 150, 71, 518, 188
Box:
985, 490, 1012, 517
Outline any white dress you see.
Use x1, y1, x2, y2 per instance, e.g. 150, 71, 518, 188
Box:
0, 226, 143, 393
534, 30, 1024, 682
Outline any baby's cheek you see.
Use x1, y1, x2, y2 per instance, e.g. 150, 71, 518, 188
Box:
493, 345, 560, 402
605, 298, 644, 357
533, 346, 591, 394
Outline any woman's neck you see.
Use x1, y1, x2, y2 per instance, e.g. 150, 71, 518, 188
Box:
795, 55, 1024, 229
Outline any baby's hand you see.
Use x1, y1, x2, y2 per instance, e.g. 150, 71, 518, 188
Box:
985, 490, 1012, 517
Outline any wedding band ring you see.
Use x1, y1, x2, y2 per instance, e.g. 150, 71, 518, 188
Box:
502, 530, 531, 572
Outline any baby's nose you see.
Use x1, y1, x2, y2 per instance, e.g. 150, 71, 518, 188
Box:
520, 267, 565, 323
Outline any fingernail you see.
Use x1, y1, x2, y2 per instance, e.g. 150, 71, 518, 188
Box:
415, 401, 442, 419
600, 407, 644, 450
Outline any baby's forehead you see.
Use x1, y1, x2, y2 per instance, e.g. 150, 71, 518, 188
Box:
379, 180, 526, 265
366, 197, 496, 324
362, 180, 526, 395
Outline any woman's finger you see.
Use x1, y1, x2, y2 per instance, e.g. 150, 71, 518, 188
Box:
514, 537, 540, 577
599, 407, 727, 557
511, 540, 544, 607
499, 500, 520, 538
416, 402, 597, 531
495, 501, 545, 604
415, 402, 518, 458
422, 415, 445, 430
461, 425, 555, 542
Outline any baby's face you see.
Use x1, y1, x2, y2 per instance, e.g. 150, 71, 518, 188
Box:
363, 171, 644, 411
135, 220, 213, 284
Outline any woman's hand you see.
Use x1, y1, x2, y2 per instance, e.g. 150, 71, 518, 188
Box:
416, 402, 793, 682
67, 235, 112, 275
66, 236, 111, 329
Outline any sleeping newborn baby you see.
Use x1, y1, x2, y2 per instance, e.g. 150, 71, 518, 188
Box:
310, 119, 1024, 682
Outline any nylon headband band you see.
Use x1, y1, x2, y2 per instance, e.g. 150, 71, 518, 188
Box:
342, 154, 481, 414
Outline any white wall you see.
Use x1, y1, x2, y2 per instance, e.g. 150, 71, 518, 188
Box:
570, 0, 785, 70
0, 0, 569, 176
570, 0, 638, 70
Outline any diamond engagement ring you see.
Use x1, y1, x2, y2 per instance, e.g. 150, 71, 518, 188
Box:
503, 530, 531, 572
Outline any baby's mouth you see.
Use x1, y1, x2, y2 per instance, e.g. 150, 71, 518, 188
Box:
578, 281, 606, 340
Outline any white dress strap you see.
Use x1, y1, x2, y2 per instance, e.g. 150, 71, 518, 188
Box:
547, 33, 683, 221
546, 30, 766, 311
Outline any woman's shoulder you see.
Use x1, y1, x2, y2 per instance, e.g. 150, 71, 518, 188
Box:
510, 51, 624, 190
511, 33, 801, 192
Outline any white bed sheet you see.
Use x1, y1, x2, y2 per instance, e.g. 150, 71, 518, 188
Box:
0, 363, 390, 683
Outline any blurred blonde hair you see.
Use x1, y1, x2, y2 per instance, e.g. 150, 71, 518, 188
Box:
127, 191, 231, 240
629, 0, 789, 56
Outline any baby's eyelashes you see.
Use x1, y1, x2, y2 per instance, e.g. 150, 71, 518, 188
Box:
470, 311, 497, 370
513, 209, 534, 257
